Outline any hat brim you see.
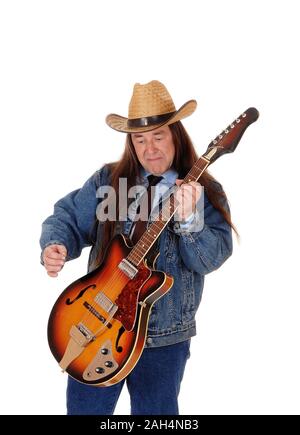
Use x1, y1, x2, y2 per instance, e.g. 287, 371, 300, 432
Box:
105, 100, 197, 133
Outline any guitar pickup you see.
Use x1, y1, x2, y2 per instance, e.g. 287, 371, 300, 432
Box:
118, 259, 138, 279
94, 291, 118, 316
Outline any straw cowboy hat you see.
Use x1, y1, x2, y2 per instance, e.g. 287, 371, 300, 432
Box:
106, 80, 197, 133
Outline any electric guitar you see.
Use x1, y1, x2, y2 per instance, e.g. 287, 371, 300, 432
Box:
48, 107, 259, 386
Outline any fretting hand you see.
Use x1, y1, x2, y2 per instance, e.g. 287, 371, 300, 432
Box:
174, 179, 203, 221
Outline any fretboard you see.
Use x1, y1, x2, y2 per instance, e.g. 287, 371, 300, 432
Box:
127, 156, 210, 266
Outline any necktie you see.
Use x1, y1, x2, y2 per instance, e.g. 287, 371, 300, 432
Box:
130, 174, 163, 245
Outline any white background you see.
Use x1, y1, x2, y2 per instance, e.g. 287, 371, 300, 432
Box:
0, 0, 299, 415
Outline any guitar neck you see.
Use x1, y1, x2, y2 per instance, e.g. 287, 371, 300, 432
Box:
126, 156, 210, 266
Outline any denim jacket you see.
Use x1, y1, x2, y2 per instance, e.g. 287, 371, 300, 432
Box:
40, 164, 233, 348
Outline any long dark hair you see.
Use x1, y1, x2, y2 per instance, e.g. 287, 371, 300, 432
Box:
93, 121, 237, 267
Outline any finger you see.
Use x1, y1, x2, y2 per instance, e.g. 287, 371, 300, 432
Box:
44, 257, 65, 267
44, 251, 66, 261
186, 182, 203, 198
176, 190, 197, 217
178, 186, 196, 203
175, 187, 193, 203
45, 244, 67, 257
180, 181, 202, 194
175, 195, 194, 215
55, 245, 67, 256
43, 251, 66, 261
181, 182, 200, 191
175, 185, 198, 210
43, 254, 65, 267
176, 180, 200, 188
181, 184, 201, 202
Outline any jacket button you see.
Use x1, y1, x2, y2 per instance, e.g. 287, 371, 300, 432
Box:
147, 337, 153, 344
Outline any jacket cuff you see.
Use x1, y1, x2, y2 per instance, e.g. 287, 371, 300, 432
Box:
173, 210, 204, 234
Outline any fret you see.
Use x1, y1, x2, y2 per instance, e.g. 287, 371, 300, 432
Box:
183, 157, 209, 184
183, 175, 196, 183
134, 236, 151, 251
195, 165, 201, 171
128, 248, 143, 261
132, 245, 146, 257
151, 221, 163, 232
193, 161, 206, 171
138, 240, 151, 252
197, 157, 210, 169
143, 231, 155, 244
146, 228, 158, 238
145, 228, 156, 239
137, 239, 149, 250
143, 235, 151, 243
193, 162, 201, 170
127, 254, 138, 265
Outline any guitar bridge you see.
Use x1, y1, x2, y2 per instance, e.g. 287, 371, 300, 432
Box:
118, 259, 138, 279
77, 323, 95, 341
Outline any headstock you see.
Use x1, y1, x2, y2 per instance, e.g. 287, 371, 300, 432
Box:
202, 107, 259, 163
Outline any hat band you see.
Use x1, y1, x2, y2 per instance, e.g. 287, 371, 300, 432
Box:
127, 111, 176, 128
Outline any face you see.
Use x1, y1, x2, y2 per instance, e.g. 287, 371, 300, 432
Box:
131, 125, 175, 175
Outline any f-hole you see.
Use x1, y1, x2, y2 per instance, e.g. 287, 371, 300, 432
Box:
65, 284, 96, 305
115, 326, 125, 353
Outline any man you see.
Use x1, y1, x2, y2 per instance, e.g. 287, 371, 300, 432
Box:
40, 80, 233, 415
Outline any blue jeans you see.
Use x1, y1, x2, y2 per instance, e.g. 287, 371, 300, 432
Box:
67, 340, 191, 415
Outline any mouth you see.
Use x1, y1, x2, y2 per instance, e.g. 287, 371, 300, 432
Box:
147, 157, 162, 162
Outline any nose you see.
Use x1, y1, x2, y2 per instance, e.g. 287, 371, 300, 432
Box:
144, 138, 158, 154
